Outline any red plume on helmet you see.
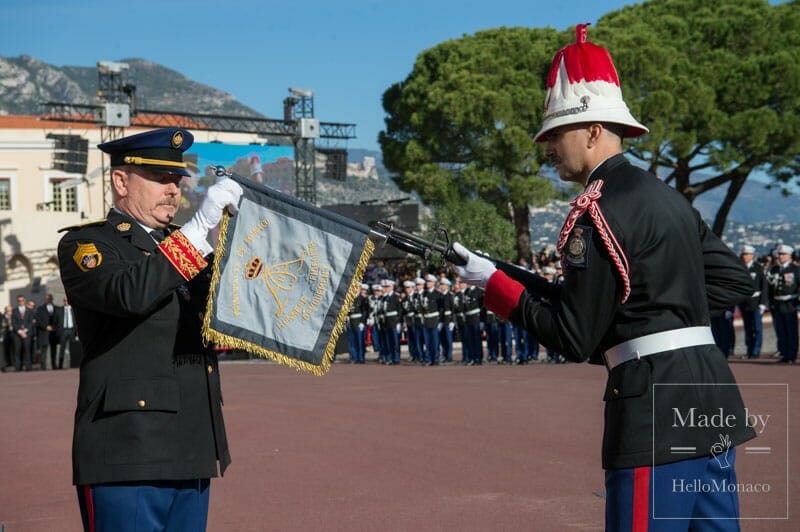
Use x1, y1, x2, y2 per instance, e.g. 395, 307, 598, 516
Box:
534, 23, 648, 143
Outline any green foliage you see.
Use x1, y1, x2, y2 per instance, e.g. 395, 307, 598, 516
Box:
380, 26, 563, 259
433, 200, 517, 260
597, 0, 799, 221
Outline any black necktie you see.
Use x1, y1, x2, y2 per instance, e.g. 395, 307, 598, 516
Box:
150, 229, 166, 242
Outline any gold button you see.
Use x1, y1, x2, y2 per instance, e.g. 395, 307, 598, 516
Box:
612, 388, 619, 396
137, 400, 146, 408
207, 365, 213, 374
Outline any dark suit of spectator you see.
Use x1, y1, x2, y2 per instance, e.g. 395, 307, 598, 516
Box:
1, 306, 12, 370
11, 296, 34, 371
35, 295, 61, 370
57, 298, 77, 369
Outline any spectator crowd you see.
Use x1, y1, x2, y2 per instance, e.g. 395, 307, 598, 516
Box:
1, 293, 77, 372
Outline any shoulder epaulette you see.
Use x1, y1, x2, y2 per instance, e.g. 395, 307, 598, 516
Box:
58, 218, 107, 233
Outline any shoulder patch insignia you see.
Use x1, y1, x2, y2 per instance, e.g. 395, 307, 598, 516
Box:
73, 242, 103, 272
565, 225, 592, 269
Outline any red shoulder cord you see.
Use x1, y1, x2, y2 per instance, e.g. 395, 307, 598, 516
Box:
556, 179, 631, 303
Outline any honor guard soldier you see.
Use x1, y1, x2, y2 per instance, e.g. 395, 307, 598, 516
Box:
381, 279, 402, 364
347, 283, 370, 363
58, 127, 243, 531
452, 279, 468, 364
367, 284, 383, 359
437, 278, 455, 363
463, 284, 484, 365
738, 245, 768, 359
420, 274, 442, 365
767, 244, 799, 363
453, 25, 754, 529
401, 280, 420, 362
413, 277, 427, 363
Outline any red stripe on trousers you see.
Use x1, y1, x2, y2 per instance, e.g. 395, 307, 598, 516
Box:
632, 466, 650, 532
83, 485, 95, 532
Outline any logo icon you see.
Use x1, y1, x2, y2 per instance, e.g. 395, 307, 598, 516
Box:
710, 434, 732, 469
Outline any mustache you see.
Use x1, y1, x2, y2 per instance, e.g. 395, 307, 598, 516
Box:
157, 199, 179, 207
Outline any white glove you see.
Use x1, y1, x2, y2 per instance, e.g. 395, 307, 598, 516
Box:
367, 318, 374, 326
396, 323, 402, 334
452, 242, 497, 288
758, 304, 767, 313
358, 323, 365, 332
437, 322, 443, 331
180, 178, 244, 254
448, 322, 455, 332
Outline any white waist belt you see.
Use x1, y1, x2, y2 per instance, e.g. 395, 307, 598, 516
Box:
424, 312, 440, 318
774, 294, 797, 301
465, 308, 481, 316
350, 313, 362, 318
384, 311, 398, 317
603, 326, 715, 370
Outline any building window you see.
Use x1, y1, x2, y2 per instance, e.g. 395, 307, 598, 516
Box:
50, 179, 78, 212
0, 178, 11, 210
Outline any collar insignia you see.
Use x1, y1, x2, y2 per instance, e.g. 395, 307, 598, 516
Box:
116, 222, 132, 232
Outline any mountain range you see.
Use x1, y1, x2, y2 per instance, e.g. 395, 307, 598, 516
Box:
1, 54, 796, 252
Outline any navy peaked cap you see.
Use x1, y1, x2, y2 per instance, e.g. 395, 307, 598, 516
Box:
98, 127, 194, 177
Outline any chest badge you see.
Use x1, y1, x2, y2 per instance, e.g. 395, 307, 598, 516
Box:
73, 242, 103, 272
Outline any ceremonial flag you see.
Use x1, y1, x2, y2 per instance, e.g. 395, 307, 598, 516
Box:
202, 171, 374, 375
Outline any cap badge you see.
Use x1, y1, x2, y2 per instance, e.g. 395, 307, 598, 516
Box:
73, 242, 103, 272
171, 131, 184, 149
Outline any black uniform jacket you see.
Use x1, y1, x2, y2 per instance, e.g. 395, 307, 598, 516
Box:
58, 210, 230, 485
741, 261, 768, 311
484, 154, 756, 469
767, 262, 799, 313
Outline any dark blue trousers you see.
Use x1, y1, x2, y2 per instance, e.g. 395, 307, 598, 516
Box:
739, 308, 763, 357
77, 479, 210, 532
772, 310, 798, 361
423, 326, 439, 364
605, 450, 740, 531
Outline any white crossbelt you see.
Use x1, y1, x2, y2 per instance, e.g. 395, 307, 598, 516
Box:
603, 326, 715, 370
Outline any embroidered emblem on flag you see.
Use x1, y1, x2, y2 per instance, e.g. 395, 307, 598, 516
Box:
203, 171, 374, 375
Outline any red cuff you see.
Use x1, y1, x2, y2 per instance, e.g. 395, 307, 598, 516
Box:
484, 270, 525, 320
158, 230, 209, 281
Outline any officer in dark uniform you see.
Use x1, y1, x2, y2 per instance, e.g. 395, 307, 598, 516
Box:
367, 283, 383, 360
767, 244, 798, 363
737, 246, 768, 359
419, 274, 442, 365
347, 283, 370, 363
437, 278, 455, 364
58, 127, 242, 531
381, 279, 402, 364
463, 284, 484, 365
413, 277, 427, 363
453, 26, 754, 529
400, 280, 419, 362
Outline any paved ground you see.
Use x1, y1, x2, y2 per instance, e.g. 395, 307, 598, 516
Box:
1, 330, 797, 532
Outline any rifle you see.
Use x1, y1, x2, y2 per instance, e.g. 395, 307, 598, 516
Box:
368, 220, 557, 300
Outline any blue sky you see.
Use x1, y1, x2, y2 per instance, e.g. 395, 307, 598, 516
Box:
1, 0, 651, 151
